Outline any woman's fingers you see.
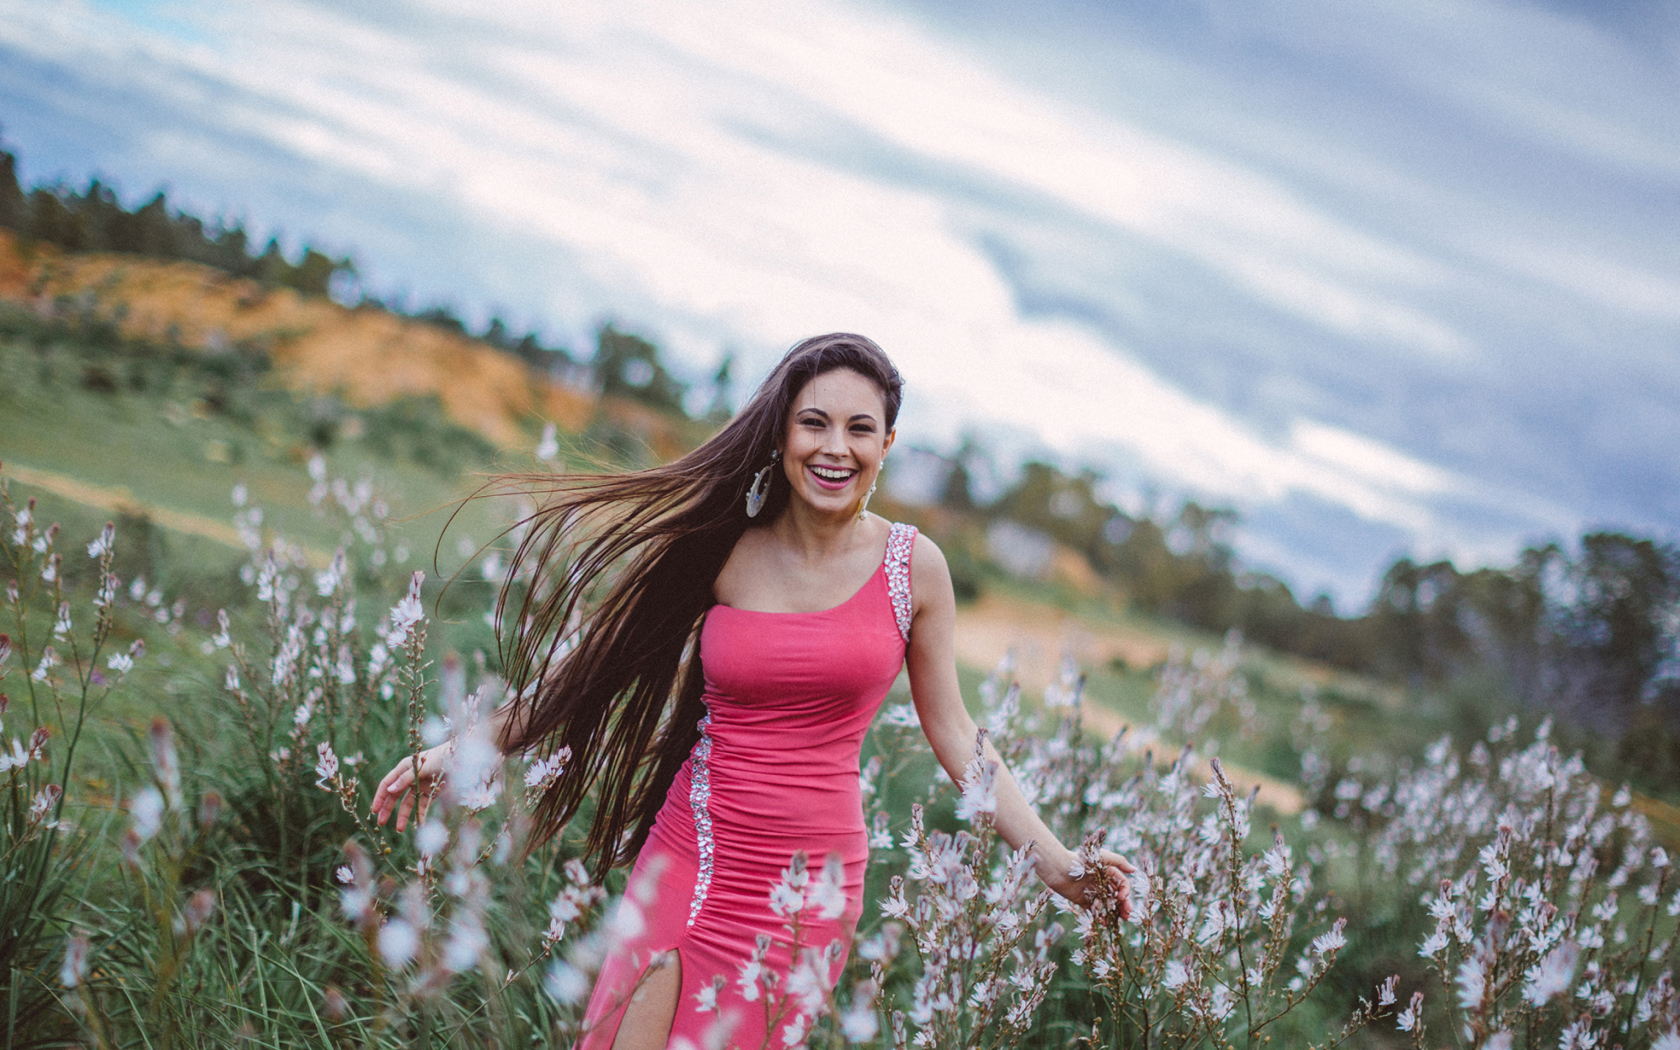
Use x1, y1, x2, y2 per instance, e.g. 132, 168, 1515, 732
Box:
370, 749, 447, 831
372, 765, 412, 824
1098, 852, 1136, 921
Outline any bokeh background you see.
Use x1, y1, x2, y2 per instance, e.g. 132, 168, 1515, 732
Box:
6, 0, 1678, 604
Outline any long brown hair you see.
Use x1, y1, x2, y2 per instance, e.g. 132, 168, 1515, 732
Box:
497, 332, 904, 875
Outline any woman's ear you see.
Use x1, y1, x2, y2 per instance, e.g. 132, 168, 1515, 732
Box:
883, 427, 897, 456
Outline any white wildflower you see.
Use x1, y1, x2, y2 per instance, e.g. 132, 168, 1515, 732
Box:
810, 852, 847, 920
443, 914, 489, 973
61, 934, 90, 989
737, 957, 764, 1002
535, 423, 559, 462
1523, 941, 1578, 1006
1377, 975, 1398, 1006
315, 549, 346, 597
28, 784, 61, 827
1455, 956, 1486, 1011
955, 752, 998, 822
93, 572, 116, 608
416, 820, 448, 859
131, 787, 164, 843
386, 571, 425, 646
31, 647, 58, 682
1310, 919, 1346, 957
314, 742, 340, 789
87, 522, 114, 559
839, 998, 878, 1041
2, 738, 34, 773
607, 898, 645, 942
545, 961, 590, 1004
1396, 991, 1424, 1032
524, 748, 571, 792
880, 703, 920, 728
377, 919, 419, 968
694, 979, 720, 1013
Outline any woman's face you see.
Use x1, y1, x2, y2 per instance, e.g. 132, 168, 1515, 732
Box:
780, 367, 895, 520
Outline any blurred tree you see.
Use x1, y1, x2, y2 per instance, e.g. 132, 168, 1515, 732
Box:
283, 247, 346, 297
706, 351, 735, 420
1553, 532, 1680, 723
481, 316, 513, 351
0, 145, 25, 229
413, 304, 467, 333
0, 139, 357, 299
593, 324, 688, 415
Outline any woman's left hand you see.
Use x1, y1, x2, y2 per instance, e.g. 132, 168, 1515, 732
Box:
1045, 848, 1136, 921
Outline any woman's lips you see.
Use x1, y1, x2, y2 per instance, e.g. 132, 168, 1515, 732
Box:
807, 464, 856, 491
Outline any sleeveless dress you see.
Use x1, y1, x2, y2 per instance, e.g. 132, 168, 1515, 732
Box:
578, 522, 917, 1050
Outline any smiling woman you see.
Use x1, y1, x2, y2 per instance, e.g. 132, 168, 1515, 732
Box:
370, 333, 1134, 1049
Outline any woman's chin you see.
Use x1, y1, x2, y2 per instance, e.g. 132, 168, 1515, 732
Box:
791, 487, 859, 517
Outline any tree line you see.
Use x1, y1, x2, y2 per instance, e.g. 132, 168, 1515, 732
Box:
974, 456, 1680, 761
0, 140, 354, 298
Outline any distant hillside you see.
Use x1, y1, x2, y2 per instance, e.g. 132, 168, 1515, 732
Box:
0, 228, 705, 459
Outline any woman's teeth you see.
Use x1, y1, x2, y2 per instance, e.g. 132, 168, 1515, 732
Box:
810, 465, 855, 486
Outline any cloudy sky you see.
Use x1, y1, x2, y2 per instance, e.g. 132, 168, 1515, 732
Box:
2, 0, 1676, 604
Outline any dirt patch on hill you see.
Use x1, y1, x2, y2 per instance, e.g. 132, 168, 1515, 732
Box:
0, 231, 608, 448
952, 592, 1171, 689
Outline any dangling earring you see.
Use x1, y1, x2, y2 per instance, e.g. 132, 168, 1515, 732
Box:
857, 477, 877, 522
745, 449, 780, 518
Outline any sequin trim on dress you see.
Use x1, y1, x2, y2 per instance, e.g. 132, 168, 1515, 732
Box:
885, 523, 917, 641
686, 712, 716, 928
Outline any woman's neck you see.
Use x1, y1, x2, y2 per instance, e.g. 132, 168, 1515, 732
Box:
769, 501, 873, 562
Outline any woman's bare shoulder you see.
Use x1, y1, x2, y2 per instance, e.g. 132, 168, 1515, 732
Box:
907, 530, 953, 603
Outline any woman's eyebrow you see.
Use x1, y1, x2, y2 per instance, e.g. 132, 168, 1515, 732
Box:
848, 413, 878, 424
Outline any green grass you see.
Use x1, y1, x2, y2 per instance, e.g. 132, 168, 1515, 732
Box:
0, 348, 516, 563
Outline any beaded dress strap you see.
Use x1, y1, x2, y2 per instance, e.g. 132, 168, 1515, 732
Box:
884, 522, 917, 642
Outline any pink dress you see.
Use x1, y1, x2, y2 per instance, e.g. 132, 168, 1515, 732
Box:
578, 523, 917, 1050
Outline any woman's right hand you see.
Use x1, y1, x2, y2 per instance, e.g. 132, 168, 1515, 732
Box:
371, 744, 450, 831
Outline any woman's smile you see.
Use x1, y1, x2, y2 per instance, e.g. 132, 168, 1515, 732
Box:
807, 463, 857, 490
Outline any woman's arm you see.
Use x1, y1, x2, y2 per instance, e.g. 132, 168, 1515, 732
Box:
904, 534, 1133, 918
370, 689, 529, 830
